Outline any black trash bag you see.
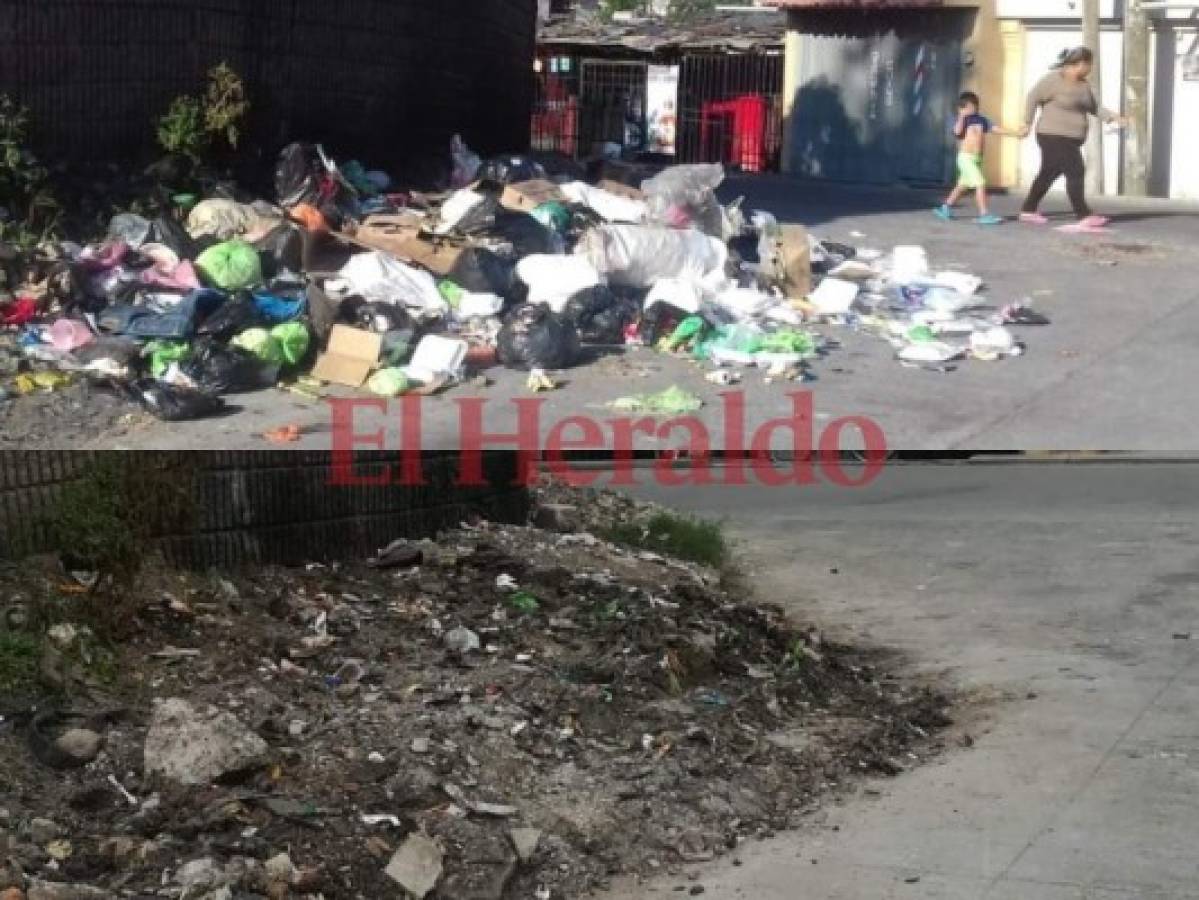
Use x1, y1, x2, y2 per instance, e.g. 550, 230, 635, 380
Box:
497, 303, 580, 371
195, 292, 263, 342
728, 230, 762, 266
349, 300, 414, 334
528, 151, 587, 182
640, 300, 696, 346
307, 283, 343, 344
449, 247, 518, 299
130, 379, 225, 422
487, 210, 559, 257
255, 223, 304, 278
147, 216, 197, 260
563, 286, 640, 345
452, 195, 501, 235
477, 155, 548, 186
181, 340, 280, 394
275, 142, 324, 208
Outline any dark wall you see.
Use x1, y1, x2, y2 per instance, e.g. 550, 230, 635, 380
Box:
0, 452, 530, 569
0, 0, 537, 171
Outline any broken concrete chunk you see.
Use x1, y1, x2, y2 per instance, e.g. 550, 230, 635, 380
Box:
144, 699, 268, 786
383, 833, 444, 899
53, 729, 104, 766
509, 827, 542, 864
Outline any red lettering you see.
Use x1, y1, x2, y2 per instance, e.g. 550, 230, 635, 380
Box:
819, 417, 888, 487
397, 394, 426, 486
655, 417, 714, 487
328, 398, 391, 486
720, 391, 749, 486
608, 416, 659, 487
456, 398, 543, 487
546, 416, 605, 487
750, 392, 817, 486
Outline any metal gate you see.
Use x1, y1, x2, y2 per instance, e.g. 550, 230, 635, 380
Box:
679, 52, 785, 171
578, 60, 649, 157
788, 13, 970, 185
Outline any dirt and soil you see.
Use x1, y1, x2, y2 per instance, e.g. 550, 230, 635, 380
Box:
0, 486, 953, 899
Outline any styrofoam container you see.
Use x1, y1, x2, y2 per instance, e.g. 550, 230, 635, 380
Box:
810, 277, 859, 315
403, 335, 468, 384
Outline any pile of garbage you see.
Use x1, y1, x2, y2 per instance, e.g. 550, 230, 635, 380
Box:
0, 136, 1050, 429
0, 489, 954, 899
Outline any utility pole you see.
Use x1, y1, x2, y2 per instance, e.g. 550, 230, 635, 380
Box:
1122, 0, 1151, 196
1082, 0, 1104, 195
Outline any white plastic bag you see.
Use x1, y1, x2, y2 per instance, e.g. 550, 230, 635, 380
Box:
516, 255, 602, 313
559, 182, 647, 224
934, 271, 983, 297
644, 277, 705, 315
404, 335, 468, 383
891, 245, 930, 283
454, 292, 505, 320
435, 189, 485, 235
713, 287, 773, 321
809, 278, 860, 315
898, 342, 964, 364
580, 224, 727, 289
338, 252, 447, 316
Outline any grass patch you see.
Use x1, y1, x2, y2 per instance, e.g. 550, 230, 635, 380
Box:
601, 512, 729, 569
0, 631, 42, 694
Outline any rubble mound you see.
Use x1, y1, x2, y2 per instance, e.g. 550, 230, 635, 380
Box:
0, 509, 952, 898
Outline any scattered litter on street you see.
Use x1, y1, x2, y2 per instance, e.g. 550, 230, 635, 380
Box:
1, 138, 1050, 442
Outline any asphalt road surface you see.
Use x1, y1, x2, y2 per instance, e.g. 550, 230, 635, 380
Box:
599, 460, 1199, 899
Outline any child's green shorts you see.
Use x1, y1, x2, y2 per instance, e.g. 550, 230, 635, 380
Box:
957, 152, 987, 189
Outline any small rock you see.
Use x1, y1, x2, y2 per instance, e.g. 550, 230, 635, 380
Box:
144, 699, 268, 785
444, 626, 481, 655
509, 828, 542, 864
368, 751, 386, 764
263, 852, 297, 885
411, 737, 431, 755
28, 819, 62, 844
26, 884, 113, 900
175, 857, 226, 891
689, 888, 705, 897
53, 729, 103, 765
533, 504, 580, 533
384, 833, 444, 899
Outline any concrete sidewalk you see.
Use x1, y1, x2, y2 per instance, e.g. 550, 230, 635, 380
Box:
600, 463, 1199, 899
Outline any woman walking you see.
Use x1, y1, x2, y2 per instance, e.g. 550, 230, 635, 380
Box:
1019, 47, 1127, 233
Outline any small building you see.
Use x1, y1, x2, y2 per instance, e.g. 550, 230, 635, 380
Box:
534, 9, 788, 171
766, 0, 1198, 199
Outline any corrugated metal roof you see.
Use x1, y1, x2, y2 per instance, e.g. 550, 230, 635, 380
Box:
538, 9, 786, 54
761, 0, 944, 7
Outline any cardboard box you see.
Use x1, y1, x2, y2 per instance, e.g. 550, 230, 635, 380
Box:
500, 180, 565, 214
597, 179, 646, 201
311, 326, 382, 388
349, 215, 465, 277
771, 224, 812, 300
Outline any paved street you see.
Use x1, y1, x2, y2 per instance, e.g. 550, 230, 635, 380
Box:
93, 179, 1199, 453
598, 461, 1199, 899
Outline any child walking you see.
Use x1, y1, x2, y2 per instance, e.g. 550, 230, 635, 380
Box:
935, 92, 1019, 226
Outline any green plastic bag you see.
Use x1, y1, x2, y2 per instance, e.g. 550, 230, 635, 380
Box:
665, 316, 709, 352
758, 329, 817, 356
232, 328, 284, 365
271, 323, 310, 366
531, 202, 571, 235
367, 368, 410, 398
711, 324, 765, 354
906, 325, 936, 344
609, 385, 703, 415
439, 280, 465, 307
144, 341, 191, 377
195, 240, 263, 291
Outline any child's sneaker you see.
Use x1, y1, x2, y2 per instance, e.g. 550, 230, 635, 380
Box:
934, 204, 953, 221
976, 214, 1003, 226
1019, 212, 1049, 225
